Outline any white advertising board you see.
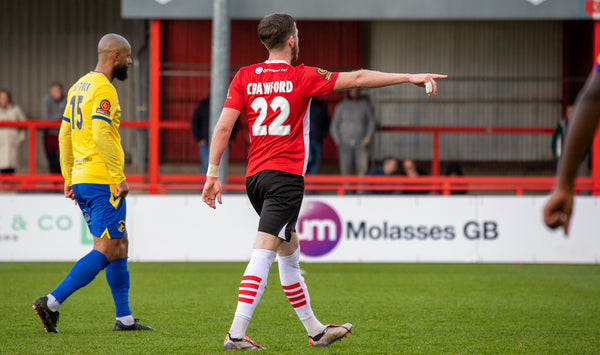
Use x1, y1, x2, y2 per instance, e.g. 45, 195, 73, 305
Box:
1, 194, 598, 263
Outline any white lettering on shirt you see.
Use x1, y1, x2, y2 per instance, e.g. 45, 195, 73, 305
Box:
73, 82, 92, 92
246, 81, 293, 96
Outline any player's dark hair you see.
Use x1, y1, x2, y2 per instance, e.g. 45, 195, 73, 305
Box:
258, 14, 296, 51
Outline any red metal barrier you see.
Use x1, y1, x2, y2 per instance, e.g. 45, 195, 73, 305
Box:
0, 119, 594, 195
380, 125, 554, 176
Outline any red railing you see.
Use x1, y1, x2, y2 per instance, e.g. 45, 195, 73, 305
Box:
0, 119, 595, 195
381, 125, 555, 176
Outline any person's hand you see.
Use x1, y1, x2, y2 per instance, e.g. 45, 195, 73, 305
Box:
362, 137, 371, 145
409, 73, 448, 96
202, 176, 222, 209
64, 185, 77, 205
543, 187, 574, 236
115, 180, 129, 199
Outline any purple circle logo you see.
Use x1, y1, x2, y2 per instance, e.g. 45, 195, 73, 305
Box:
297, 201, 342, 257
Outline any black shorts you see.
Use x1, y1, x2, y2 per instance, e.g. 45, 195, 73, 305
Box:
246, 170, 304, 242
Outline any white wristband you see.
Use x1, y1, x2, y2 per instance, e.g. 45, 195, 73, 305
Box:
207, 163, 219, 178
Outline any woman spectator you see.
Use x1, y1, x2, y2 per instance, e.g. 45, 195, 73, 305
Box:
0, 90, 26, 174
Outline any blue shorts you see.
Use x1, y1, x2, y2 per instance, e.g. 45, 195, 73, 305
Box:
72, 183, 127, 239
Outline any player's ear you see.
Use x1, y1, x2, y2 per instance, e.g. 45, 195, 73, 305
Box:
288, 35, 294, 48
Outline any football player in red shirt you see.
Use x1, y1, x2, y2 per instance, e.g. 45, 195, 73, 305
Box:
202, 13, 447, 350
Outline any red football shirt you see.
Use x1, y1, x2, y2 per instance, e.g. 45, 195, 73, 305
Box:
224, 61, 339, 177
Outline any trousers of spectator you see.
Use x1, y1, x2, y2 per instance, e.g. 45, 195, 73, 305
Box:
338, 142, 369, 176
307, 140, 323, 175
44, 132, 61, 174
199, 143, 209, 175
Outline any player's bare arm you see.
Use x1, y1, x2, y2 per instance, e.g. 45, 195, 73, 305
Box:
556, 72, 600, 193
543, 188, 573, 236
333, 70, 448, 96
202, 107, 240, 209
543, 70, 600, 235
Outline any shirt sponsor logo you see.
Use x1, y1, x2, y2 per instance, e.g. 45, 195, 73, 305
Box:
264, 68, 288, 73
74, 157, 93, 164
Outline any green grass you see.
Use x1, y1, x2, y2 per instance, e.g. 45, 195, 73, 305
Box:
1, 263, 599, 354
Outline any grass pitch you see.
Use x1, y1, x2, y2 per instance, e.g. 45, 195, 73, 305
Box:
1, 262, 598, 354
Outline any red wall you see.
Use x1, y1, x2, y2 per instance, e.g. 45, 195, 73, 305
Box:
160, 19, 362, 164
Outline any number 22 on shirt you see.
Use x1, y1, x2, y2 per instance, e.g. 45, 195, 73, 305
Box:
251, 96, 291, 136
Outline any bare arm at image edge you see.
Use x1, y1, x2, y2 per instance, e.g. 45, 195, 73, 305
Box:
543, 70, 600, 235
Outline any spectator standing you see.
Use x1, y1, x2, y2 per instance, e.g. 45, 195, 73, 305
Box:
0, 90, 26, 174
191, 95, 211, 175
306, 98, 330, 174
330, 88, 374, 176
41, 82, 67, 173
191, 94, 239, 177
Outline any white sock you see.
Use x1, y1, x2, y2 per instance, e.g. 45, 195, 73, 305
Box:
46, 294, 60, 312
229, 249, 276, 339
278, 248, 325, 337
117, 315, 135, 326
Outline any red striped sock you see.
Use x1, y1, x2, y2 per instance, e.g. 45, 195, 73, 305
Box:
229, 249, 276, 339
278, 248, 324, 335
238, 275, 262, 304
282, 282, 307, 308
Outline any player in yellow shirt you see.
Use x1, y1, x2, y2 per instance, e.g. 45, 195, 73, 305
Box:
33, 33, 153, 332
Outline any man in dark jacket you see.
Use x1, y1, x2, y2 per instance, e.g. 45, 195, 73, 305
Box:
306, 98, 330, 174
191, 95, 238, 175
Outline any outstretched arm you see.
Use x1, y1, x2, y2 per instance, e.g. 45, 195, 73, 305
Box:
333, 70, 447, 96
543, 69, 600, 235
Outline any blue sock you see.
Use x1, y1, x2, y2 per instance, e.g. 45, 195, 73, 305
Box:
105, 257, 132, 318
50, 250, 110, 304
